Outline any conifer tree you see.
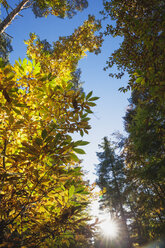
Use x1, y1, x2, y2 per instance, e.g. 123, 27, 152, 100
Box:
95, 137, 132, 248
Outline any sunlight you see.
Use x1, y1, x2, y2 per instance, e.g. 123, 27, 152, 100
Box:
100, 219, 118, 238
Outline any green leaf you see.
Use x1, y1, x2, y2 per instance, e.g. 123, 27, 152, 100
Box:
45, 135, 54, 143
70, 153, 79, 162
35, 138, 43, 146
15, 103, 27, 107
136, 77, 143, 84
35, 86, 44, 92
66, 82, 73, 90
82, 117, 90, 122
88, 102, 96, 107
42, 129, 47, 139
69, 185, 75, 198
22, 58, 27, 68
74, 140, 90, 147
54, 133, 61, 144
12, 107, 21, 115
88, 96, 100, 101
28, 60, 32, 70
85, 109, 93, 114
80, 130, 84, 137
32, 59, 36, 67
19, 65, 24, 72
86, 91, 93, 100
81, 92, 85, 100
73, 148, 86, 154
79, 141, 90, 146
73, 167, 81, 172
49, 79, 56, 88
40, 75, 47, 81
81, 113, 88, 118
34, 63, 41, 74
0, 58, 5, 68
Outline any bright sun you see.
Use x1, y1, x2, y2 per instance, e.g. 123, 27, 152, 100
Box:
100, 219, 118, 238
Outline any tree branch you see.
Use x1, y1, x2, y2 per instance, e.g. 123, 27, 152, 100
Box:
0, 0, 30, 34
2, 139, 7, 169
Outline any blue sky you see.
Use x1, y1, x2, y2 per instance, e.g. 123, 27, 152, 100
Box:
2, 0, 130, 182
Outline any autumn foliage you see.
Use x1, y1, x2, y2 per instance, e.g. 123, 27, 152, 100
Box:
0, 16, 102, 248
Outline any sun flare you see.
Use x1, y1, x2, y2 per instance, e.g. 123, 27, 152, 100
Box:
100, 219, 118, 238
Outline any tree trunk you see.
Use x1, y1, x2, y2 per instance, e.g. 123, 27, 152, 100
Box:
0, 0, 30, 34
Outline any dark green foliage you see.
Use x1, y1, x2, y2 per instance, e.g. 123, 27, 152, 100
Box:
123, 90, 165, 243
95, 137, 132, 248
95, 135, 165, 247
70, 68, 84, 92
96, 138, 124, 213
124, 90, 165, 182
102, 0, 165, 101
124, 166, 165, 244
0, 32, 13, 63
100, 2, 165, 244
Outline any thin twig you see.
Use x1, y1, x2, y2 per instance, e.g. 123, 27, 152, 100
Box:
2, 139, 7, 170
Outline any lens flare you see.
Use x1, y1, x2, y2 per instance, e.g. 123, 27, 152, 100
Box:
100, 219, 118, 238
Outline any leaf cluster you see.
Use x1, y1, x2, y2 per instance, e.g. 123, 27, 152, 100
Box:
0, 18, 101, 248
102, 0, 165, 102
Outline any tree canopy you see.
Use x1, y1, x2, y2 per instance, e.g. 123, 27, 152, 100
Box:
102, 0, 165, 102
0, 0, 88, 34
96, 1, 165, 246
95, 136, 165, 247
0, 0, 165, 247
0, 15, 102, 247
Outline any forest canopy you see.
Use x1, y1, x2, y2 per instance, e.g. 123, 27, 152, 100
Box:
0, 0, 165, 247
0, 1, 102, 247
